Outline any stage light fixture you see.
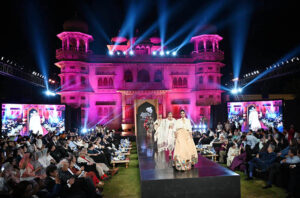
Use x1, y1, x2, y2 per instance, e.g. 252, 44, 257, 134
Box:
172, 51, 177, 56
166, 51, 170, 55
45, 90, 56, 96
231, 87, 242, 94
123, 51, 127, 55
117, 51, 120, 55
81, 128, 88, 133
108, 51, 114, 56
160, 51, 165, 56
129, 50, 134, 56
152, 51, 157, 56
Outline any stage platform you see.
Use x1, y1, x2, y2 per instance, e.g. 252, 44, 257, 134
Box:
137, 134, 241, 198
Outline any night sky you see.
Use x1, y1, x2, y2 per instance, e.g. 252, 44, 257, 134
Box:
1, 0, 300, 95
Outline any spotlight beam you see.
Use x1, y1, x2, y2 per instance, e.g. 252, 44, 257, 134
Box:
230, 1, 254, 88
112, 1, 149, 51
171, 0, 229, 52
81, 3, 110, 44
243, 45, 300, 89
158, 0, 168, 49
26, 1, 50, 90
133, 1, 182, 48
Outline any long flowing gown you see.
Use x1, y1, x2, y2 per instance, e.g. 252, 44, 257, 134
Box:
154, 119, 168, 152
173, 118, 198, 171
165, 118, 176, 153
249, 110, 261, 131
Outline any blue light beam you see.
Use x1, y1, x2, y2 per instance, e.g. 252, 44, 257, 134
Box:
230, 1, 253, 88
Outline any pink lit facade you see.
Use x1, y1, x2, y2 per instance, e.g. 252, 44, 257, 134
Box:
55, 22, 225, 130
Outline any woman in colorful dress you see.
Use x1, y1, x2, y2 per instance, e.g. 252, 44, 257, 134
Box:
173, 110, 198, 171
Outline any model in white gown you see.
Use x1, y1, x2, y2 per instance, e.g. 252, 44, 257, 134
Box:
173, 110, 198, 171
154, 115, 168, 152
29, 111, 43, 136
165, 112, 176, 156
249, 107, 261, 131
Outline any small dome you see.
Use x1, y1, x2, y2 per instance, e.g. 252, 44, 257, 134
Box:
150, 37, 161, 44
63, 18, 88, 33
111, 37, 127, 43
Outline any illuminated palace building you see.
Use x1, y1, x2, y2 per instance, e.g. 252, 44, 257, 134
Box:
56, 19, 225, 130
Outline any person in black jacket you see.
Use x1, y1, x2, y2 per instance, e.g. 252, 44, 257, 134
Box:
44, 164, 61, 198
58, 159, 100, 198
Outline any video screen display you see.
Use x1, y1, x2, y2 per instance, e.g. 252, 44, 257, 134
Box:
1, 104, 65, 136
227, 100, 283, 132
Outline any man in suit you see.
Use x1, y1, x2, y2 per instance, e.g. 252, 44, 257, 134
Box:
246, 144, 277, 180
44, 164, 61, 198
58, 159, 100, 198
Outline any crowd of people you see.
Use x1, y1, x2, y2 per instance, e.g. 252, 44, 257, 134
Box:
0, 125, 128, 198
197, 122, 300, 198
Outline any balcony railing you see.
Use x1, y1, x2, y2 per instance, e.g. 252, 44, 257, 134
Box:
56, 48, 93, 60
192, 49, 224, 61
123, 82, 165, 90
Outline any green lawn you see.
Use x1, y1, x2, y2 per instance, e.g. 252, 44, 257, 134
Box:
103, 142, 141, 198
103, 142, 286, 198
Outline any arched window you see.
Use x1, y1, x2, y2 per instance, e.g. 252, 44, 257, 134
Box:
199, 41, 204, 51
178, 77, 183, 86
103, 107, 108, 115
124, 70, 133, 82
154, 70, 163, 82
183, 78, 187, 87
98, 78, 102, 87
61, 76, 65, 85
199, 76, 203, 84
138, 69, 150, 82
69, 38, 76, 51
206, 40, 212, 51
173, 78, 177, 86
79, 39, 85, 51
98, 108, 103, 116
69, 75, 76, 85
208, 76, 214, 84
109, 107, 114, 118
81, 76, 86, 86
103, 78, 108, 86
109, 78, 113, 87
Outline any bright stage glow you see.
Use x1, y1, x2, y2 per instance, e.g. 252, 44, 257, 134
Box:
81, 128, 88, 133
45, 90, 56, 96
166, 51, 170, 55
109, 51, 114, 56
159, 51, 165, 56
231, 87, 242, 94
172, 51, 177, 56
152, 51, 157, 56
129, 50, 134, 56
123, 51, 127, 55
117, 51, 120, 55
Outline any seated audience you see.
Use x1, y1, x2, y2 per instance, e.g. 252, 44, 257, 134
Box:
246, 144, 277, 180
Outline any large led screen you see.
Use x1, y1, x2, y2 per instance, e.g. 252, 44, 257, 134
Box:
1, 104, 65, 136
227, 100, 283, 132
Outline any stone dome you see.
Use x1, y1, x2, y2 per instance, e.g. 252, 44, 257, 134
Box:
63, 18, 89, 33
